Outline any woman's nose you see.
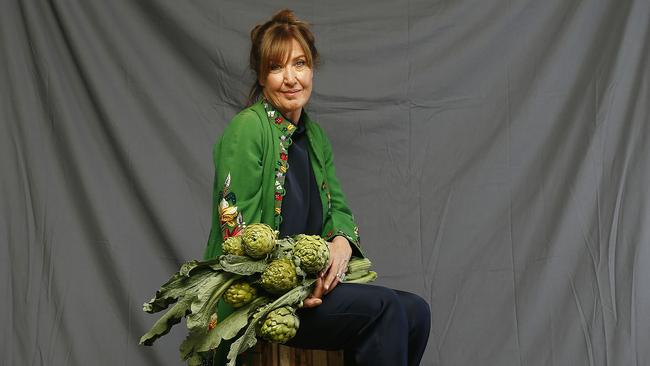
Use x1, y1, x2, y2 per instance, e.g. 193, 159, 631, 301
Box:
283, 68, 297, 83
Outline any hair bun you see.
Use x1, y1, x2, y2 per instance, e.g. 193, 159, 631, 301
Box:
272, 9, 297, 24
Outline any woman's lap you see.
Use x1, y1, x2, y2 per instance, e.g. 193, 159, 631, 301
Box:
284, 283, 430, 353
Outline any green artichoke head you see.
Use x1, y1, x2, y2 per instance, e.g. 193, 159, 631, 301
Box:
259, 306, 300, 344
222, 235, 246, 256
261, 258, 298, 295
292, 234, 330, 275
241, 223, 277, 258
223, 281, 257, 308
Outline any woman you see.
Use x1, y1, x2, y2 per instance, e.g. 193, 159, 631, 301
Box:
204, 9, 431, 366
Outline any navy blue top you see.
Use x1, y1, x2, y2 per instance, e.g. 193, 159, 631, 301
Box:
278, 114, 323, 238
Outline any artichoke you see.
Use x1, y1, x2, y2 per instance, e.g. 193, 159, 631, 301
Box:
259, 306, 300, 344
223, 281, 257, 308
241, 223, 277, 258
222, 236, 246, 256
292, 235, 329, 275
261, 258, 298, 295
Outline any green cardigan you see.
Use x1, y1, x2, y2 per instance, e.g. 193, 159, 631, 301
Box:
203, 98, 364, 261
201, 98, 364, 364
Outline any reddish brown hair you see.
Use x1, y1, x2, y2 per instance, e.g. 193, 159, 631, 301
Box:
247, 9, 320, 106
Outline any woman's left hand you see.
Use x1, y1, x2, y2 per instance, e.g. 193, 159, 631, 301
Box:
322, 236, 352, 294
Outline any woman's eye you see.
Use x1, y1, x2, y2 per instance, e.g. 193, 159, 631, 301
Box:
296, 60, 306, 67
270, 64, 282, 72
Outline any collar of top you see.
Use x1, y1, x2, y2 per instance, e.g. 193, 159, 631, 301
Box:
261, 97, 310, 136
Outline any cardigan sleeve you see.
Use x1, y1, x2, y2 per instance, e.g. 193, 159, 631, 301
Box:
203, 110, 265, 260
320, 132, 365, 258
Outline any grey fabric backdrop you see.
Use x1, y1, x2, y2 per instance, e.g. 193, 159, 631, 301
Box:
2, 1, 649, 365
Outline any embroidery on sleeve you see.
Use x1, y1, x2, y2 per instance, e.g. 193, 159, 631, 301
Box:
218, 173, 245, 239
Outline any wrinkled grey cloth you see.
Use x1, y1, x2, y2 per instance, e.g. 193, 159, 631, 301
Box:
1, 1, 648, 365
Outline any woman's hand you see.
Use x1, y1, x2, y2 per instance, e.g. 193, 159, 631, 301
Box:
303, 236, 352, 308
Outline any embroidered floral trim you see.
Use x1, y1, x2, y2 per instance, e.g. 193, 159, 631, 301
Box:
321, 181, 332, 210
324, 229, 359, 247
218, 173, 245, 239
262, 98, 298, 229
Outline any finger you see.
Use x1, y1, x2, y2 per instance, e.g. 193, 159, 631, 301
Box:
324, 260, 345, 291
311, 277, 325, 299
302, 297, 322, 308
325, 260, 348, 294
323, 266, 338, 291
341, 259, 349, 274
324, 276, 339, 295
319, 258, 333, 278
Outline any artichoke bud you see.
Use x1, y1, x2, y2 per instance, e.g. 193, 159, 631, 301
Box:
222, 236, 246, 256
292, 234, 329, 275
223, 281, 257, 308
241, 223, 277, 258
259, 306, 300, 344
261, 258, 298, 295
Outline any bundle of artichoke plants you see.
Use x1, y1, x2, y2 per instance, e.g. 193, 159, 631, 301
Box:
140, 223, 377, 366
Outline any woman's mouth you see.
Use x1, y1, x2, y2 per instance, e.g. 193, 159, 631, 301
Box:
283, 90, 301, 96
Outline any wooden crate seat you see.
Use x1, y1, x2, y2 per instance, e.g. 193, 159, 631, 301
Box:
246, 342, 344, 366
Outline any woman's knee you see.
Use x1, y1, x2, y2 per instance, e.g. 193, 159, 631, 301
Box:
395, 290, 431, 328
366, 285, 405, 316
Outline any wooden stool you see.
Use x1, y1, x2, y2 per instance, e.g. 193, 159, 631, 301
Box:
247, 342, 344, 366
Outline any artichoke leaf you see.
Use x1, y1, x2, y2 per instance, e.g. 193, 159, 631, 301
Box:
140, 295, 194, 346
186, 273, 239, 332
219, 255, 268, 275
275, 237, 296, 252
143, 268, 216, 314
186, 353, 203, 366
179, 258, 222, 277
181, 296, 271, 359
270, 237, 296, 260
295, 265, 307, 282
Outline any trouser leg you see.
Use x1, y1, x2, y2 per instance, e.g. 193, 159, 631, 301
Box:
284, 283, 430, 366
393, 289, 431, 366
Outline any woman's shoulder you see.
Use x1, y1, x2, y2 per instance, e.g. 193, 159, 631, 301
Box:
217, 101, 272, 144
304, 111, 328, 140
225, 101, 268, 131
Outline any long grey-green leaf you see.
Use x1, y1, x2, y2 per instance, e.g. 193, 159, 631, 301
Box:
186, 273, 239, 332
140, 296, 194, 346
219, 255, 268, 275
182, 296, 271, 359
186, 353, 203, 366
143, 269, 216, 314
225, 305, 268, 366
143, 257, 224, 314
179, 258, 222, 277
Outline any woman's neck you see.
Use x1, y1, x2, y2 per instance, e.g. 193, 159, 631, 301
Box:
284, 109, 301, 125
263, 97, 301, 125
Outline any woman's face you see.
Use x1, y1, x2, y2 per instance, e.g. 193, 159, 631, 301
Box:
261, 38, 313, 122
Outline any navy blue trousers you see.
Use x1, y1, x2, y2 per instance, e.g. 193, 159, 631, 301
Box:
284, 283, 431, 366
